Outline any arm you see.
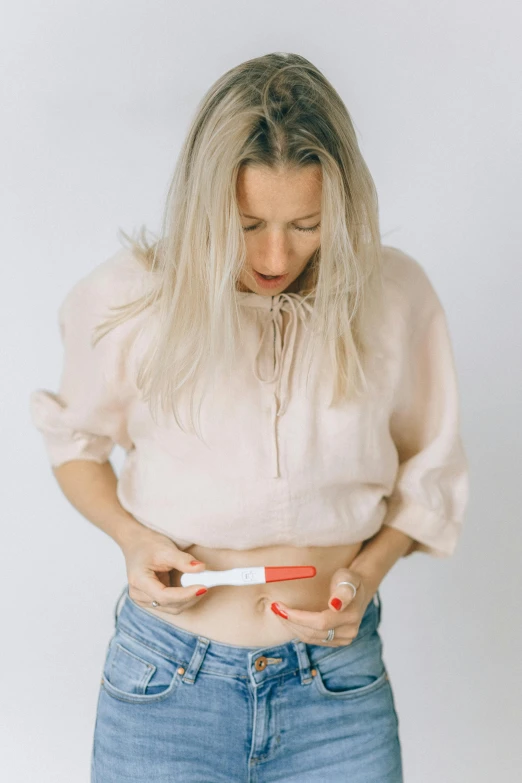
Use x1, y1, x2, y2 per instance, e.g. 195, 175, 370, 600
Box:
29, 261, 137, 467
349, 527, 416, 592
351, 269, 470, 588
30, 252, 150, 548
51, 459, 149, 549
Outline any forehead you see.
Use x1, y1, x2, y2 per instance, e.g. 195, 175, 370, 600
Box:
236, 165, 322, 214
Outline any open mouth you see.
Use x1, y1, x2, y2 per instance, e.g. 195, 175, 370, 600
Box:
253, 270, 288, 286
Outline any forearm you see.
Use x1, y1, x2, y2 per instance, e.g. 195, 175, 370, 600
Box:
52, 459, 148, 549
349, 525, 416, 590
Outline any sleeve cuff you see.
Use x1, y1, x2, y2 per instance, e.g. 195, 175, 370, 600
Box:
381, 497, 463, 558
29, 389, 115, 467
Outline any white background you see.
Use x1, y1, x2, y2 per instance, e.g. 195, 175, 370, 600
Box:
3, 1, 521, 781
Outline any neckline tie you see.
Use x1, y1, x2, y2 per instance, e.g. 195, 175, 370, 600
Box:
251, 292, 314, 418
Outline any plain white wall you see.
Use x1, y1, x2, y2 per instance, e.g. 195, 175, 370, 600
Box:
4, 1, 521, 780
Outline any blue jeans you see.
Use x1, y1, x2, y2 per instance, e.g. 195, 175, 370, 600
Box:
91, 584, 403, 782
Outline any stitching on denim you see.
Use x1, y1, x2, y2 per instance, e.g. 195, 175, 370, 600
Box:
115, 626, 184, 667
313, 665, 389, 699
101, 674, 179, 704
110, 642, 156, 693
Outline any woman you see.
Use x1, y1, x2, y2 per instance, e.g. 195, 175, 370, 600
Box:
30, 53, 469, 782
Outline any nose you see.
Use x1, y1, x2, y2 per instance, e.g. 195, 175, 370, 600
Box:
257, 236, 290, 276
257, 263, 288, 276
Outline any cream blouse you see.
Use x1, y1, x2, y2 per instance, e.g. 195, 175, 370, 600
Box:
29, 245, 470, 557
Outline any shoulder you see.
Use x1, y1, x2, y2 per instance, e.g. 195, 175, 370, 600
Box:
380, 244, 445, 329
61, 246, 151, 303
58, 247, 153, 322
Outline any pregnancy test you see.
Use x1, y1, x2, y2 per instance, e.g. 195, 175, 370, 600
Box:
180, 565, 316, 589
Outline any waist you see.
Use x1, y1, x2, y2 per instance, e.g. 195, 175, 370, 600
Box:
138, 541, 365, 646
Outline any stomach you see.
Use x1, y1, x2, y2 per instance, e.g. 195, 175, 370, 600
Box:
140, 541, 364, 646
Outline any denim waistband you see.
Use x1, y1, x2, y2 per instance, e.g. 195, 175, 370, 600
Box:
111, 583, 382, 687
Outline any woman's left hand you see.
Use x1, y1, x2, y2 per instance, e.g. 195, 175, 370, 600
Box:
270, 567, 378, 647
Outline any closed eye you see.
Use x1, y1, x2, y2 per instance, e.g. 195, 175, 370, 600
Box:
242, 223, 321, 234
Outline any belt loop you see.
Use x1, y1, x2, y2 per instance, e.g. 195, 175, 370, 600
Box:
292, 640, 314, 685
180, 637, 210, 685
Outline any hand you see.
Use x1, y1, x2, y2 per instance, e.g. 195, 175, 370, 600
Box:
120, 526, 209, 615
270, 567, 378, 647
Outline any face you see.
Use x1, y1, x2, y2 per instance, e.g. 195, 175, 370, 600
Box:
236, 164, 322, 295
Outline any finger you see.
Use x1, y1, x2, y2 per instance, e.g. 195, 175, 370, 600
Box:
269, 610, 325, 643
271, 612, 347, 647
329, 574, 364, 612
271, 602, 339, 632
136, 571, 206, 605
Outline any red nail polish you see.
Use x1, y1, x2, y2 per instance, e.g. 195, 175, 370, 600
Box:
271, 602, 288, 619
330, 597, 342, 611
195, 588, 208, 596
190, 560, 204, 566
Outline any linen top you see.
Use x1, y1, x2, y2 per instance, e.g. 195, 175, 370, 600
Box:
29, 245, 470, 557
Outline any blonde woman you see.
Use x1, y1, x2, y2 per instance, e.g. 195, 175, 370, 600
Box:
30, 53, 469, 782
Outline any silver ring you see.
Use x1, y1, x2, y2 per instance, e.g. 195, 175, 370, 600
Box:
335, 581, 358, 598
151, 600, 160, 607
321, 628, 335, 642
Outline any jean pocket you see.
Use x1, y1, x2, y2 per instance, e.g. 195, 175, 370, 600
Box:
311, 628, 388, 700
102, 629, 182, 704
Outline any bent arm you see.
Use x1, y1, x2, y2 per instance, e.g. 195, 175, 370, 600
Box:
52, 458, 148, 549
349, 527, 415, 592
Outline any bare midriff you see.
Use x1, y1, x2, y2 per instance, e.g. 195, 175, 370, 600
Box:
136, 311, 365, 646
139, 541, 365, 647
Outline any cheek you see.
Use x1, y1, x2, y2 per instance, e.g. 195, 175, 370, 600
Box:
298, 239, 320, 265
240, 240, 258, 262
297, 234, 320, 255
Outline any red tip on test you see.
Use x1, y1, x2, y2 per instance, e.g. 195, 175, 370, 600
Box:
264, 566, 316, 583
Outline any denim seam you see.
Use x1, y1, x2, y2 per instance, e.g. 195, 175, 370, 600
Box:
115, 626, 184, 666
100, 677, 179, 704
111, 642, 156, 692
115, 608, 377, 680
313, 666, 389, 700
114, 626, 300, 682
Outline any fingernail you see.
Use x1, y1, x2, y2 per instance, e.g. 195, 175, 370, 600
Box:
330, 597, 342, 611
195, 588, 208, 596
190, 560, 204, 566
271, 602, 288, 619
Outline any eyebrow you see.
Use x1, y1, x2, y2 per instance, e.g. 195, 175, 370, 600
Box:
240, 211, 321, 221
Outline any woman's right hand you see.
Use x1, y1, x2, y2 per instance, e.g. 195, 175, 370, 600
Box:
120, 527, 208, 615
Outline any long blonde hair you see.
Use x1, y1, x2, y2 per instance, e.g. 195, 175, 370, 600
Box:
94, 52, 385, 437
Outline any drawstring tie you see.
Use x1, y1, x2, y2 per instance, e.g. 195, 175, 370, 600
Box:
252, 292, 314, 477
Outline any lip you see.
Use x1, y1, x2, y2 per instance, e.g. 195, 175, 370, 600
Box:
252, 270, 289, 289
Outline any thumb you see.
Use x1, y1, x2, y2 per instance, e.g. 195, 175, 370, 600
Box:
328, 569, 362, 612
183, 555, 206, 572
146, 544, 206, 573
150, 553, 206, 591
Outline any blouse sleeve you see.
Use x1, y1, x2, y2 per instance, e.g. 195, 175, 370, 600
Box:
29, 255, 143, 467
383, 270, 470, 558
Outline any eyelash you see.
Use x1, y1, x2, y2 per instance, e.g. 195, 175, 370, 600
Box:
242, 224, 320, 234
